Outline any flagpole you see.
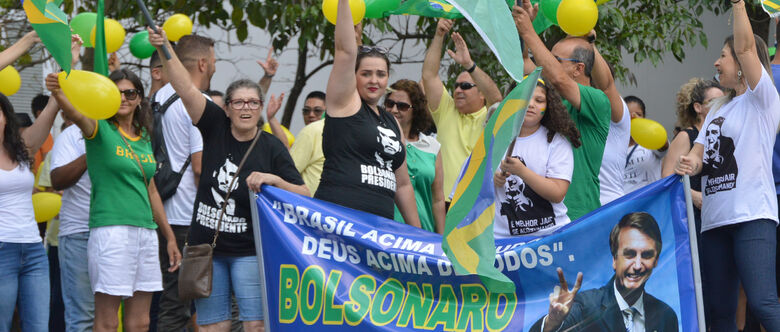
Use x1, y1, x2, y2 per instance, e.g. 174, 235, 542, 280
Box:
249, 189, 272, 332
135, 0, 172, 59
683, 175, 705, 332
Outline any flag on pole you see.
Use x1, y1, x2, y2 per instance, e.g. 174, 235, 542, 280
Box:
388, 0, 552, 34
93, 0, 109, 76
21, 0, 72, 73
441, 68, 541, 293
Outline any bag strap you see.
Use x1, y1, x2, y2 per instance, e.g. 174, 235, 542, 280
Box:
206, 127, 264, 247
625, 144, 639, 167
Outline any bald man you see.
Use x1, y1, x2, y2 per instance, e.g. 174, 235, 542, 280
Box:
514, 3, 612, 220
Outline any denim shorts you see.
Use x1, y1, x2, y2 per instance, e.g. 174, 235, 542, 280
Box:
194, 255, 264, 325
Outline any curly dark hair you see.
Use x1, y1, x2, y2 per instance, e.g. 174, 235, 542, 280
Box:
388, 79, 433, 139
0, 93, 32, 167
538, 82, 581, 148
108, 69, 153, 140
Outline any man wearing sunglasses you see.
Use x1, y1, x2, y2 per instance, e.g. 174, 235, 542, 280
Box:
151, 34, 215, 331
513, 0, 612, 221
290, 91, 328, 194
422, 18, 503, 208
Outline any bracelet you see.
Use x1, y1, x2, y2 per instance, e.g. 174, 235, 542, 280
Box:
730, 0, 741, 3
466, 62, 477, 73
263, 73, 275, 78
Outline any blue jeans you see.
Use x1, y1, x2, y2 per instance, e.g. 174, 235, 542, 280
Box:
0, 241, 50, 332
194, 255, 264, 326
59, 232, 94, 332
701, 219, 780, 331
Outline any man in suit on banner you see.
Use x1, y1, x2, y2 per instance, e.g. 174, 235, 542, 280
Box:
531, 212, 678, 332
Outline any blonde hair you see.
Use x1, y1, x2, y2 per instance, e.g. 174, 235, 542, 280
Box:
675, 78, 702, 129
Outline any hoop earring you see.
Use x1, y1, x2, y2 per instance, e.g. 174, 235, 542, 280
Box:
737, 70, 742, 78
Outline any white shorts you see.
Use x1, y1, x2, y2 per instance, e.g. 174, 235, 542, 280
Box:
88, 225, 162, 297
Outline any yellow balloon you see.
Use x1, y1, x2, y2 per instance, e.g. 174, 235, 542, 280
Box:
322, 0, 366, 25
262, 123, 295, 146
90, 18, 127, 54
557, 0, 598, 36
58, 70, 121, 120
163, 14, 193, 42
32, 192, 62, 223
631, 118, 668, 150
0, 66, 21, 96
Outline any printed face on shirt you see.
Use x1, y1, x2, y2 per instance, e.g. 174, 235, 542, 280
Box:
376, 126, 401, 155
356, 57, 389, 105
706, 122, 721, 152
523, 86, 547, 129
612, 227, 658, 296
116, 79, 141, 118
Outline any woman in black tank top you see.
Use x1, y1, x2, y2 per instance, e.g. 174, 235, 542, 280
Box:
314, 0, 422, 226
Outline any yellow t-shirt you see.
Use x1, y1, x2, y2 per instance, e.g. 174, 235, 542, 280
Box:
290, 120, 325, 194
430, 83, 487, 201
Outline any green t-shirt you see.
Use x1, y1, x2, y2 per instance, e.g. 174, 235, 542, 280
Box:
85, 120, 157, 229
393, 134, 441, 232
562, 84, 611, 220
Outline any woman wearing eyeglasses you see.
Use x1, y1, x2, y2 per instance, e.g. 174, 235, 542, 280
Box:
46, 68, 181, 332
493, 79, 581, 238
148, 28, 307, 331
386, 79, 445, 233
314, 0, 422, 227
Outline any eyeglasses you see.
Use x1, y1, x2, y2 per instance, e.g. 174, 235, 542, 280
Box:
384, 99, 412, 112
554, 56, 583, 64
302, 107, 325, 115
454, 82, 477, 90
359, 46, 389, 54
120, 89, 141, 101
228, 99, 262, 110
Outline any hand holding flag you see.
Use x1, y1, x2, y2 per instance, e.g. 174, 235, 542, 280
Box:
22, 0, 72, 73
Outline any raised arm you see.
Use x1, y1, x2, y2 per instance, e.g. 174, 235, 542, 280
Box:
0, 31, 37, 70
513, 2, 581, 109
21, 97, 59, 156
148, 27, 207, 124
592, 45, 623, 122
266, 93, 290, 148
447, 32, 503, 106
421, 19, 453, 111
325, 0, 362, 118
257, 47, 278, 98
732, 0, 762, 89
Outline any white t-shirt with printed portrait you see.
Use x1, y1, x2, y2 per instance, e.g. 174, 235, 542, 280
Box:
493, 126, 574, 238
694, 68, 780, 231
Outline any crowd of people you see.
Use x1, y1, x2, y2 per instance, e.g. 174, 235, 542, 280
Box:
1, 0, 779, 330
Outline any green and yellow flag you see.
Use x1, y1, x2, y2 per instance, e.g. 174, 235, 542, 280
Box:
441, 68, 541, 293
93, 0, 109, 76
763, 0, 780, 17
22, 0, 72, 73
388, 0, 552, 34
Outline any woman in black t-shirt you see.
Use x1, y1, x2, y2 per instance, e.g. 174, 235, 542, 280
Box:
315, 0, 422, 226
149, 29, 308, 331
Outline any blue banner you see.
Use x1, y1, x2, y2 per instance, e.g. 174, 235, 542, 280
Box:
252, 175, 698, 331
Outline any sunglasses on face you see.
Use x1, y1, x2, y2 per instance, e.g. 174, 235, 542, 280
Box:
454, 82, 477, 90
228, 99, 263, 110
554, 56, 583, 64
302, 107, 325, 115
120, 89, 141, 101
359, 46, 389, 54
384, 99, 412, 112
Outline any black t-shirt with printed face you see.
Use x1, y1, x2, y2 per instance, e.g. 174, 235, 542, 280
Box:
188, 100, 304, 256
315, 101, 405, 219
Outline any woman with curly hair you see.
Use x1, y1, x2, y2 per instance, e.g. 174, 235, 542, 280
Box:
662, 79, 723, 209
493, 80, 581, 237
46, 67, 181, 332
386, 79, 445, 233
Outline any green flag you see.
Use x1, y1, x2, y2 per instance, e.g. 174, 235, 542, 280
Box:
22, 0, 72, 73
388, 0, 551, 33
441, 68, 541, 293
763, 0, 780, 17
447, 0, 525, 81
93, 0, 109, 76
